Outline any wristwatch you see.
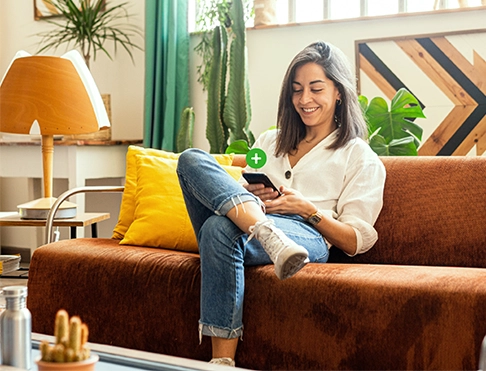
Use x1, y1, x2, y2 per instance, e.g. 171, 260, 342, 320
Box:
307, 210, 323, 226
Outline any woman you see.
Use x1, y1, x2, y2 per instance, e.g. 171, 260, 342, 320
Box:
176, 41, 386, 366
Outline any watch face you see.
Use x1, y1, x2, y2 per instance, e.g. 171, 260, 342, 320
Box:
309, 214, 321, 225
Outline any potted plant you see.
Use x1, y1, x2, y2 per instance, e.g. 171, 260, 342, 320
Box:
36, 309, 98, 370
192, 0, 255, 154
36, 0, 142, 69
359, 88, 425, 155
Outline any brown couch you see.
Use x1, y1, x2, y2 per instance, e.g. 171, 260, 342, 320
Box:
27, 156, 486, 370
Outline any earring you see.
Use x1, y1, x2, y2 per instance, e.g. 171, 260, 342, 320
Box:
334, 115, 341, 127
336, 99, 342, 106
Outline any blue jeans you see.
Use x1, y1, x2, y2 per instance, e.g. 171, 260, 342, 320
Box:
176, 148, 329, 340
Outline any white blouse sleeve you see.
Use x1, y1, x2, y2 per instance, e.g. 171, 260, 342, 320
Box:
336, 150, 386, 256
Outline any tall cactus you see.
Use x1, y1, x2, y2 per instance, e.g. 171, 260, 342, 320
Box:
223, 0, 254, 146
176, 106, 195, 152
206, 25, 229, 153
205, 0, 254, 153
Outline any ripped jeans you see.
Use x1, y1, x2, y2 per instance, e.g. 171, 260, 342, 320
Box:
176, 148, 329, 340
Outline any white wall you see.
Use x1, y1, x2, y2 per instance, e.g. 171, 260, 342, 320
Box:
189, 8, 486, 151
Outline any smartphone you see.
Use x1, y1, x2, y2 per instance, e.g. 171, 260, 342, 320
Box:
242, 172, 282, 197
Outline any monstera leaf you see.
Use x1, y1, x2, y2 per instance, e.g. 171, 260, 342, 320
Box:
369, 135, 418, 156
359, 88, 425, 156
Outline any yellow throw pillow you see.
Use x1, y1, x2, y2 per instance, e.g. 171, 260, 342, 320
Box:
119, 155, 242, 252
112, 146, 234, 239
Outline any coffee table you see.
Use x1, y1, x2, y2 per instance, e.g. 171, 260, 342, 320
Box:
30, 333, 240, 370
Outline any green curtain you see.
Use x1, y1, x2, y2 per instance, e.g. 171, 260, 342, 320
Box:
144, 0, 189, 150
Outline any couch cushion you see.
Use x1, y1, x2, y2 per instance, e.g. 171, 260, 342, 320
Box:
28, 239, 209, 360
330, 156, 486, 268
119, 155, 242, 252
112, 146, 235, 240
28, 238, 486, 370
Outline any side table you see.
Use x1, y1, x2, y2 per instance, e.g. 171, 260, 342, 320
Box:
0, 212, 110, 279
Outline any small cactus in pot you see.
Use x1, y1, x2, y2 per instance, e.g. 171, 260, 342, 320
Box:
36, 309, 98, 370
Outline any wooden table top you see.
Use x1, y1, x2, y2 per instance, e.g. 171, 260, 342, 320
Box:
0, 212, 110, 227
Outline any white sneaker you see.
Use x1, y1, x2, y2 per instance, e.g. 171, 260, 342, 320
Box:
209, 357, 235, 367
248, 219, 309, 280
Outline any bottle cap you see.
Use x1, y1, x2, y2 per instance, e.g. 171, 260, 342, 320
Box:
2, 286, 27, 298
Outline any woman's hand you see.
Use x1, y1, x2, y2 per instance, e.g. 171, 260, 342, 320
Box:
243, 183, 281, 202
266, 186, 358, 255
263, 186, 316, 218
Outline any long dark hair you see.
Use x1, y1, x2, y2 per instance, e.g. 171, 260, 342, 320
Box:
275, 41, 367, 156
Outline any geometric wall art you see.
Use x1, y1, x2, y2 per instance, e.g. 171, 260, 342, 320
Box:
356, 29, 486, 156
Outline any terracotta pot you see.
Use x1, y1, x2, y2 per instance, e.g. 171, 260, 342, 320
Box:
35, 354, 99, 371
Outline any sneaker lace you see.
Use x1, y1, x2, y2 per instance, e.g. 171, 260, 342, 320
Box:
247, 219, 274, 243
247, 219, 286, 259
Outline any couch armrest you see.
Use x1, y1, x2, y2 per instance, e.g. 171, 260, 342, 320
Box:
231, 154, 247, 168
45, 186, 125, 244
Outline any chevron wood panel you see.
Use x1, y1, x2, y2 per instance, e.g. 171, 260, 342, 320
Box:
358, 54, 396, 101
357, 29, 486, 156
420, 105, 475, 155
473, 51, 486, 95
397, 38, 473, 106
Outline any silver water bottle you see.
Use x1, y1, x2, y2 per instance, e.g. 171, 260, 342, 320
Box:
0, 286, 32, 370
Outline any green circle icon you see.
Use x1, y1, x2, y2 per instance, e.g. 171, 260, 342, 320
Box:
246, 148, 267, 169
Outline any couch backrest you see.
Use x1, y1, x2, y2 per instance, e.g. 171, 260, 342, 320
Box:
329, 156, 486, 267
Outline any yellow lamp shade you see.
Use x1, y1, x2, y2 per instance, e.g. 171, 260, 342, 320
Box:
0, 50, 110, 219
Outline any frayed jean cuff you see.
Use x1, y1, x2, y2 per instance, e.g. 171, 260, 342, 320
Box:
199, 323, 243, 343
216, 194, 260, 216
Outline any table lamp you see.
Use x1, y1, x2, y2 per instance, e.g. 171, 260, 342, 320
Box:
0, 50, 110, 219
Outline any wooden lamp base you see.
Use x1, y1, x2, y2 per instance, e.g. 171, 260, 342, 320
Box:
18, 197, 77, 220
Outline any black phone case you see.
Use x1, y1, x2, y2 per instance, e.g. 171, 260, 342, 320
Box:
242, 173, 281, 194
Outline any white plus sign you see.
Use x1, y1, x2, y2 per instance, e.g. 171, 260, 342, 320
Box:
251, 153, 262, 165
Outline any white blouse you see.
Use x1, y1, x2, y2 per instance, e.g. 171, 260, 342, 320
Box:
240, 129, 386, 256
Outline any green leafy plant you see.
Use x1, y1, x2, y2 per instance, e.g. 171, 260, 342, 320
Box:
225, 138, 250, 154
194, 0, 255, 154
359, 88, 425, 156
36, 0, 143, 69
